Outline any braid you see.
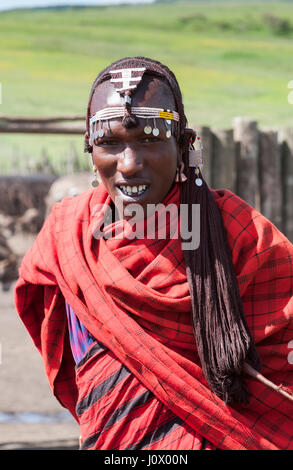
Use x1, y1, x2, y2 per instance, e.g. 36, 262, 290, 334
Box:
180, 163, 261, 404
122, 90, 138, 128
85, 57, 261, 404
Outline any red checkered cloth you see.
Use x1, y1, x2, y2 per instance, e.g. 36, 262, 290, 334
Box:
74, 339, 218, 450
14, 182, 293, 450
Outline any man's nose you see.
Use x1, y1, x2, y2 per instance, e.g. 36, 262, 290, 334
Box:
116, 146, 143, 176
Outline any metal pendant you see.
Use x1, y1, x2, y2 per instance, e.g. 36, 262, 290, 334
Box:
164, 116, 172, 139
144, 125, 152, 134
152, 118, 159, 137
92, 121, 98, 141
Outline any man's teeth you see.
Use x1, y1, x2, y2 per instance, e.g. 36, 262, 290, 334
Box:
119, 185, 148, 196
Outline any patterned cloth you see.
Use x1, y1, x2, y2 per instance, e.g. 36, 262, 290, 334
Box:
74, 337, 217, 450
14, 182, 293, 450
65, 301, 95, 364
65, 248, 216, 450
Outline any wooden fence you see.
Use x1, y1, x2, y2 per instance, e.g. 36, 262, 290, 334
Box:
194, 118, 293, 243
0, 114, 292, 242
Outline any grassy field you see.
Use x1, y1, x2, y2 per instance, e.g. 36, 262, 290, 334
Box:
1, 0, 293, 173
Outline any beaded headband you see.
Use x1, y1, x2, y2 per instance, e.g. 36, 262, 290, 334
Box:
89, 106, 180, 144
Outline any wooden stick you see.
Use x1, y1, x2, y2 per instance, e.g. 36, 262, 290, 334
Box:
0, 121, 85, 135
243, 362, 293, 403
0, 114, 85, 123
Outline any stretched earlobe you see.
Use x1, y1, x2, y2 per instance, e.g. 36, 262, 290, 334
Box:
84, 131, 92, 154
175, 162, 187, 183
184, 128, 196, 144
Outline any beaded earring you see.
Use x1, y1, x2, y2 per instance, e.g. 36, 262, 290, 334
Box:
189, 135, 203, 187
91, 165, 99, 187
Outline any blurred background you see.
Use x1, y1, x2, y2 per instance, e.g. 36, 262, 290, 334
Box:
0, 0, 293, 450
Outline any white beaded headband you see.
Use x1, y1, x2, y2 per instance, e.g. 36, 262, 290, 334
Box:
90, 107, 179, 123
89, 106, 180, 144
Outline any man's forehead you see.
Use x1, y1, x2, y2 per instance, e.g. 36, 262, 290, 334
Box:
90, 76, 175, 113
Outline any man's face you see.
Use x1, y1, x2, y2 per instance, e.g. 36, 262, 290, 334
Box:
90, 76, 179, 219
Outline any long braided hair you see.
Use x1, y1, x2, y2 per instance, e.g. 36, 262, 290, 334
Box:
85, 57, 261, 405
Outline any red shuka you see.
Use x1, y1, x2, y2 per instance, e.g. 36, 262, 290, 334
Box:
14, 183, 293, 450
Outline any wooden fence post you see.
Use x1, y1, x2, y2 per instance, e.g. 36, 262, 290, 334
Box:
233, 117, 259, 210
278, 128, 293, 242
0, 120, 85, 134
258, 129, 282, 231
210, 128, 236, 192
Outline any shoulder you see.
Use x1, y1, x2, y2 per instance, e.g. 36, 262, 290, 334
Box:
210, 187, 252, 212
209, 188, 258, 235
58, 187, 95, 209
209, 187, 293, 269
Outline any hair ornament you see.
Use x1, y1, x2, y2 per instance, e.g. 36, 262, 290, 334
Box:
188, 135, 203, 167
124, 94, 132, 105
144, 118, 152, 135
97, 120, 104, 138
152, 118, 159, 136
164, 109, 172, 138
89, 107, 180, 123
188, 135, 203, 187
109, 67, 146, 93
89, 107, 180, 142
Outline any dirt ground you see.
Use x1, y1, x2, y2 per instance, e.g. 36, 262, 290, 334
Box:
0, 276, 80, 450
0, 178, 96, 451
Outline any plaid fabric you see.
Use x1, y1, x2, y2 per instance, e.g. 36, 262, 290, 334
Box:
14, 182, 293, 450
75, 339, 216, 450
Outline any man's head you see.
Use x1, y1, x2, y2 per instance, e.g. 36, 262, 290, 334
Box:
85, 57, 189, 217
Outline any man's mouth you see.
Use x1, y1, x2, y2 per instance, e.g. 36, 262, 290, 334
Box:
116, 184, 150, 198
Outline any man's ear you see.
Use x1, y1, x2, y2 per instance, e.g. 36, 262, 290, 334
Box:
84, 131, 92, 153
177, 128, 197, 165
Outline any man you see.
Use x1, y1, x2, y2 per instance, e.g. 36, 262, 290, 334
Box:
15, 57, 293, 450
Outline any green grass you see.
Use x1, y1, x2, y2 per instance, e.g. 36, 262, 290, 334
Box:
1, 1, 293, 173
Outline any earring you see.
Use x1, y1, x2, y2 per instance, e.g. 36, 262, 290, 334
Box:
175, 162, 187, 183
91, 165, 99, 187
189, 136, 203, 166
194, 167, 203, 187
189, 135, 203, 187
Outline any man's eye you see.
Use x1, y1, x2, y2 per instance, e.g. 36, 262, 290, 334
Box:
141, 137, 159, 143
95, 139, 118, 146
